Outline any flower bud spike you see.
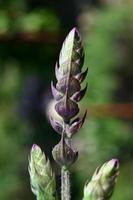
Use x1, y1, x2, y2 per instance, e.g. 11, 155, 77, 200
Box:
50, 27, 88, 129
49, 28, 88, 176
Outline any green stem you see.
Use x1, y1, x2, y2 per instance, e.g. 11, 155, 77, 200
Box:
61, 166, 70, 200
37, 191, 44, 200
37, 190, 57, 200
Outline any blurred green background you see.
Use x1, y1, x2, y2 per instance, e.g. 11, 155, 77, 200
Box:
0, 0, 133, 199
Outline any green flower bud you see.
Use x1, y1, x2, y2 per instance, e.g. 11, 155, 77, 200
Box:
83, 159, 119, 200
28, 144, 57, 200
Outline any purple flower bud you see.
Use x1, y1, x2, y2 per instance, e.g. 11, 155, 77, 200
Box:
56, 76, 81, 97
55, 97, 79, 123
52, 135, 78, 167
50, 27, 87, 126
49, 27, 88, 167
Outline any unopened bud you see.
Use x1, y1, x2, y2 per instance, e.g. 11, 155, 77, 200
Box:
50, 27, 88, 128
28, 144, 56, 200
52, 135, 78, 167
50, 27, 88, 168
83, 159, 119, 200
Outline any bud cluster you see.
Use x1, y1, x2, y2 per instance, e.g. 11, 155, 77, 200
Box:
49, 28, 88, 167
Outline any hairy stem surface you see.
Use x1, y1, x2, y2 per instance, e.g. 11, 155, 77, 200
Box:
61, 167, 70, 200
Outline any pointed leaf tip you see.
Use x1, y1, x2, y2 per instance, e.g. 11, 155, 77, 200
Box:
49, 115, 63, 134
71, 84, 87, 102
55, 62, 63, 81
76, 68, 88, 83
66, 110, 87, 137
51, 81, 63, 101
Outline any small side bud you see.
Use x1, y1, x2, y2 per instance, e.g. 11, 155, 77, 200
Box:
52, 135, 78, 167
28, 144, 56, 200
83, 159, 119, 200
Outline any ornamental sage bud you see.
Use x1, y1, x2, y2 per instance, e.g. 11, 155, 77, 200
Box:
83, 159, 119, 200
52, 134, 78, 167
49, 27, 88, 167
28, 144, 56, 200
50, 27, 88, 136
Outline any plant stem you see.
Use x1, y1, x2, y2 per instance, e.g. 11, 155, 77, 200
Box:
37, 192, 44, 200
61, 166, 70, 200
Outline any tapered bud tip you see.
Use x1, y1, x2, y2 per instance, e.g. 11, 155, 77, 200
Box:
30, 144, 43, 160
109, 159, 119, 169
104, 159, 119, 176
68, 27, 81, 41
72, 27, 79, 33
31, 144, 39, 151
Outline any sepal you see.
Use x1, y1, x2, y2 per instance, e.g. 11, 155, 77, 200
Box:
71, 84, 87, 102
66, 110, 87, 137
51, 81, 63, 101
75, 68, 88, 83
55, 62, 63, 81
